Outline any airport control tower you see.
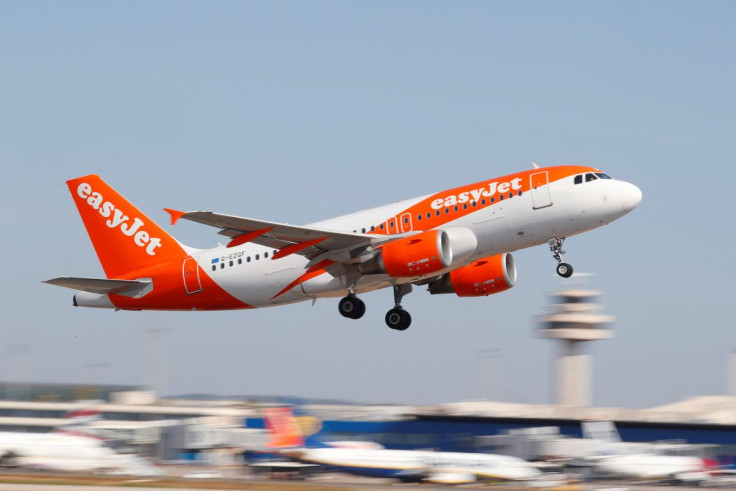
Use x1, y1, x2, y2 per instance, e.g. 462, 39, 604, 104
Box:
538, 283, 614, 407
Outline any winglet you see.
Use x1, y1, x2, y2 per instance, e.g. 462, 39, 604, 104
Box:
532, 162, 540, 169
164, 208, 186, 226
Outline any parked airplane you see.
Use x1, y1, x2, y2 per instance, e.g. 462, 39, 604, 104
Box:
45, 165, 641, 330
0, 410, 163, 475
582, 421, 716, 481
263, 407, 541, 484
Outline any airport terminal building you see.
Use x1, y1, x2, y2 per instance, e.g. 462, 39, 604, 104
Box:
2, 382, 736, 465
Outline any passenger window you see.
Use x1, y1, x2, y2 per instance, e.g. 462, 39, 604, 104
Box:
481, 199, 486, 205
255, 254, 260, 260
472, 201, 476, 207
509, 193, 513, 199
229, 260, 233, 267
490, 197, 494, 203
361, 228, 366, 233
390, 221, 395, 227
517, 190, 522, 196
403, 217, 408, 224
426, 212, 431, 218
371, 225, 375, 232
238, 258, 242, 265
454, 205, 458, 212
247, 256, 251, 263
264, 252, 269, 258
499, 195, 504, 201
463, 203, 467, 209
211, 265, 216, 272
220, 263, 225, 269
574, 175, 583, 185
444, 208, 449, 214
417, 215, 422, 221
380, 224, 384, 230
435, 210, 440, 216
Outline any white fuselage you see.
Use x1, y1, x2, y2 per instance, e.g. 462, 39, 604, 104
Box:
199, 174, 640, 307
595, 453, 707, 480
0, 431, 161, 475
292, 446, 541, 481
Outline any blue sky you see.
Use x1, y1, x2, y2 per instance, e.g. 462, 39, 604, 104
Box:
1, 1, 735, 407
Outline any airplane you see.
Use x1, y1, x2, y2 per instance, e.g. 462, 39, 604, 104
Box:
44, 164, 641, 330
261, 407, 542, 484
581, 421, 718, 481
0, 410, 163, 476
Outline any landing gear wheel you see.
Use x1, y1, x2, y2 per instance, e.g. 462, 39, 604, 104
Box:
556, 262, 573, 278
549, 238, 573, 279
338, 295, 365, 319
385, 308, 411, 331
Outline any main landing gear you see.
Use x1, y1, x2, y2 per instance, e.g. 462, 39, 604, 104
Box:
338, 293, 365, 320
385, 284, 412, 331
549, 237, 574, 278
338, 284, 413, 331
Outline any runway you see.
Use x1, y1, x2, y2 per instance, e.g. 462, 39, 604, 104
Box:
0, 480, 713, 491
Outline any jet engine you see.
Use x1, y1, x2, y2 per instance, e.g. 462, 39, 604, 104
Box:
428, 253, 516, 297
360, 227, 478, 278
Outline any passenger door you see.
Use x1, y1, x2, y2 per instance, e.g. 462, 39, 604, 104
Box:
530, 171, 553, 209
183, 256, 203, 294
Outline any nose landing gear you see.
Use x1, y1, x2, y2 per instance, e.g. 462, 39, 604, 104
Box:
549, 238, 574, 278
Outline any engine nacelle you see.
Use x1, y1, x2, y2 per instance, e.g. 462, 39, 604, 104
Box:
360, 230, 450, 277
359, 227, 478, 278
428, 253, 516, 297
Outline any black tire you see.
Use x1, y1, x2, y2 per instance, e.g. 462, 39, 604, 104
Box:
556, 262, 573, 278
395, 311, 411, 331
385, 308, 411, 330
338, 296, 365, 319
352, 298, 366, 319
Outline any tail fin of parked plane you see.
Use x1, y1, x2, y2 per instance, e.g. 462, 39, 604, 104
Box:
66, 175, 186, 278
54, 408, 105, 440
263, 406, 382, 450
264, 407, 307, 449
582, 420, 628, 457
582, 420, 622, 443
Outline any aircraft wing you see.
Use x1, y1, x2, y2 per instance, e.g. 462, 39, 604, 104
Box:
165, 209, 381, 259
43, 277, 152, 296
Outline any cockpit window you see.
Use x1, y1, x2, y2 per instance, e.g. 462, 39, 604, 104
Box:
595, 172, 612, 179
574, 175, 583, 185
585, 173, 598, 182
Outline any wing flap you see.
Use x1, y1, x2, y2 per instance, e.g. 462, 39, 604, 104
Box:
43, 277, 152, 296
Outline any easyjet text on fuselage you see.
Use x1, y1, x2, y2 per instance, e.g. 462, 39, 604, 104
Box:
431, 177, 523, 210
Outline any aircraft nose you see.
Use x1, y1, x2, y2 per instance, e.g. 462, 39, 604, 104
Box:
621, 182, 642, 212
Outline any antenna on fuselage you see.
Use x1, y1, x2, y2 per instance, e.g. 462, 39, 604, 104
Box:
532, 162, 540, 169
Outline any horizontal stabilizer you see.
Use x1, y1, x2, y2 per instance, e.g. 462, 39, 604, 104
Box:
43, 277, 152, 296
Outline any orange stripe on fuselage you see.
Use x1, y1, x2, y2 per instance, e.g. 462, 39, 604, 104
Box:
108, 259, 253, 311
271, 259, 335, 300
369, 165, 596, 236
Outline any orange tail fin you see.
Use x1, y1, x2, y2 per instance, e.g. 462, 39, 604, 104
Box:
66, 175, 185, 278
264, 407, 306, 448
